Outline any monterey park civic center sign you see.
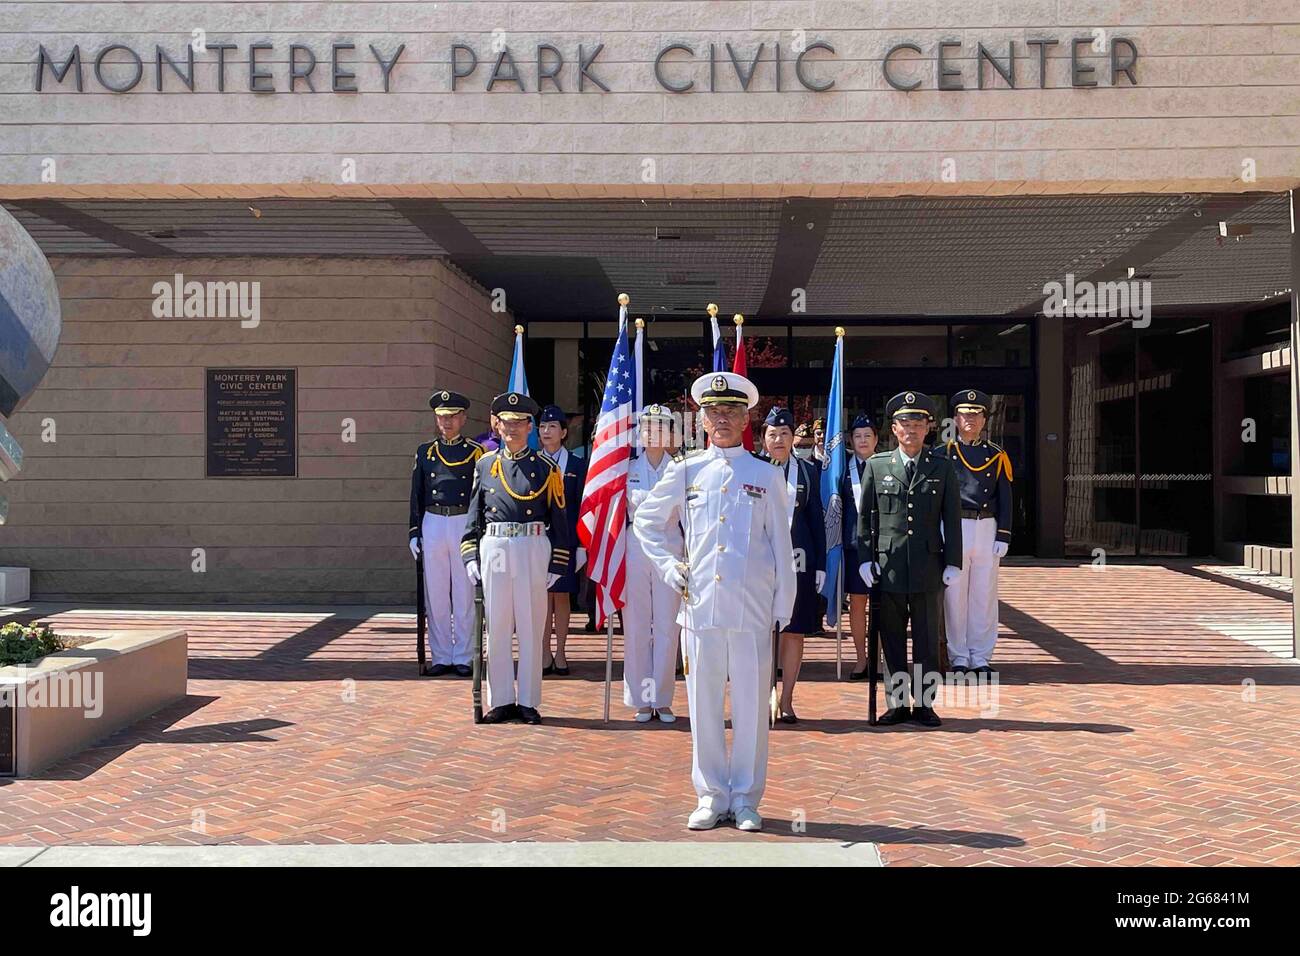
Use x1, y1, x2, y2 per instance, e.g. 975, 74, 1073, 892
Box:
33, 34, 1140, 95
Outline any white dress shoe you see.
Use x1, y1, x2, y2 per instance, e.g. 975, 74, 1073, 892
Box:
655, 707, 676, 723
733, 807, 763, 832
687, 805, 725, 830
635, 708, 654, 722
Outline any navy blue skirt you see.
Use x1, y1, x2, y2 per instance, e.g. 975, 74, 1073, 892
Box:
843, 545, 870, 595
783, 565, 820, 634
548, 546, 580, 594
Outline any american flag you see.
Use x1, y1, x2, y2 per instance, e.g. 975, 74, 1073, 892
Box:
577, 306, 637, 626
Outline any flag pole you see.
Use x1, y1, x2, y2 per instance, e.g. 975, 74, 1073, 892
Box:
605, 613, 614, 723
603, 292, 630, 723
836, 563, 843, 681
834, 324, 845, 681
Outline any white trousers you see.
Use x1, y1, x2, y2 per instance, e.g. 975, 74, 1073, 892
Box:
480, 534, 550, 709
683, 627, 771, 813
420, 511, 474, 666
623, 534, 681, 710
943, 517, 1001, 668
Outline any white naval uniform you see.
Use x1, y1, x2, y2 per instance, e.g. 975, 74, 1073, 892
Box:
623, 450, 682, 711
421, 511, 473, 666
633, 443, 797, 814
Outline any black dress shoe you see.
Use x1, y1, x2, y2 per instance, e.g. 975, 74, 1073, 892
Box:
876, 706, 912, 726
453, 664, 472, 678
779, 710, 799, 724
552, 660, 570, 676
848, 667, 869, 681
517, 706, 543, 725
913, 707, 942, 727
428, 663, 452, 677
974, 664, 997, 676
542, 656, 555, 676
481, 704, 518, 724
951, 664, 970, 675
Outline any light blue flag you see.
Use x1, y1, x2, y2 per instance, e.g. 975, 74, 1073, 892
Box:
819, 331, 846, 617
507, 325, 539, 448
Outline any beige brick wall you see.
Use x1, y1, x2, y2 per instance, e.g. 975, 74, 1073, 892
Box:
1, 1, 1298, 198
1, 256, 514, 603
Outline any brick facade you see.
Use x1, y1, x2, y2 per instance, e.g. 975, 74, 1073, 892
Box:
2, 256, 513, 602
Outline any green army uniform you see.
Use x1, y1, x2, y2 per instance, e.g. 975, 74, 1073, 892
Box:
856, 390, 963, 723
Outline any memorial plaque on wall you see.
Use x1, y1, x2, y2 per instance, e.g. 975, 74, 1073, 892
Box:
205, 369, 297, 478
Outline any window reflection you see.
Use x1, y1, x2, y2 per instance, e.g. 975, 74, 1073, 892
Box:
952, 323, 1031, 367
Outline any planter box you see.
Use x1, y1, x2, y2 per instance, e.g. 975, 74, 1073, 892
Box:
0, 567, 30, 604
0, 629, 187, 777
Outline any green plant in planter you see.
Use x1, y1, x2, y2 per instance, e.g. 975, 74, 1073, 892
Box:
0, 622, 65, 666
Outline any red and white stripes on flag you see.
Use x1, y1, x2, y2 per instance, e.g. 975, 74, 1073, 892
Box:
577, 303, 637, 627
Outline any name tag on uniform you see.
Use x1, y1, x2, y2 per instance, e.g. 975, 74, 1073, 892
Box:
883, 475, 894, 483
686, 484, 702, 493
742, 483, 766, 498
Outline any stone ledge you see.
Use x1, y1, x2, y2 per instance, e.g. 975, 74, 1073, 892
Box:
0, 628, 187, 777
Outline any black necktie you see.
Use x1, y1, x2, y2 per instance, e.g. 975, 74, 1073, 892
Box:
904, 459, 916, 486
856, 459, 866, 481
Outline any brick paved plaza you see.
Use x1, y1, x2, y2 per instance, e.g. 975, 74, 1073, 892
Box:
2, 563, 1297, 866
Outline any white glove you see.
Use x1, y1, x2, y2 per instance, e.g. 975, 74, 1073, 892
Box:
667, 563, 688, 592
575, 548, 587, 572
409, 538, 421, 560
466, 560, 481, 585
942, 566, 961, 587
993, 541, 1009, 559
815, 570, 826, 592
547, 573, 561, 589
858, 562, 875, 588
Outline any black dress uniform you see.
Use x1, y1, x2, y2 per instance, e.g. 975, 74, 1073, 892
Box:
409, 389, 483, 674
461, 392, 573, 723
762, 407, 826, 635
857, 390, 963, 726
841, 414, 876, 598
538, 405, 589, 595
936, 389, 1014, 673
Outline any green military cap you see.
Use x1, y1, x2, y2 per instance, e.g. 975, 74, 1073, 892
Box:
886, 390, 936, 421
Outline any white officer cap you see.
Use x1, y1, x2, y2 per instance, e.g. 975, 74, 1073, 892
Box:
691, 371, 759, 409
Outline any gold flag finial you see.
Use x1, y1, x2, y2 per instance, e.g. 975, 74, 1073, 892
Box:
634, 317, 645, 330
733, 314, 744, 326
617, 292, 630, 306
514, 325, 524, 335
706, 303, 718, 317
835, 326, 846, 337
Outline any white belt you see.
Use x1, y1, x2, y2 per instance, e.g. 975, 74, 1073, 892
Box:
485, 521, 546, 538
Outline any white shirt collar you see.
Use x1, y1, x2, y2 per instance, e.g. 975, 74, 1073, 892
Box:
708, 443, 749, 459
